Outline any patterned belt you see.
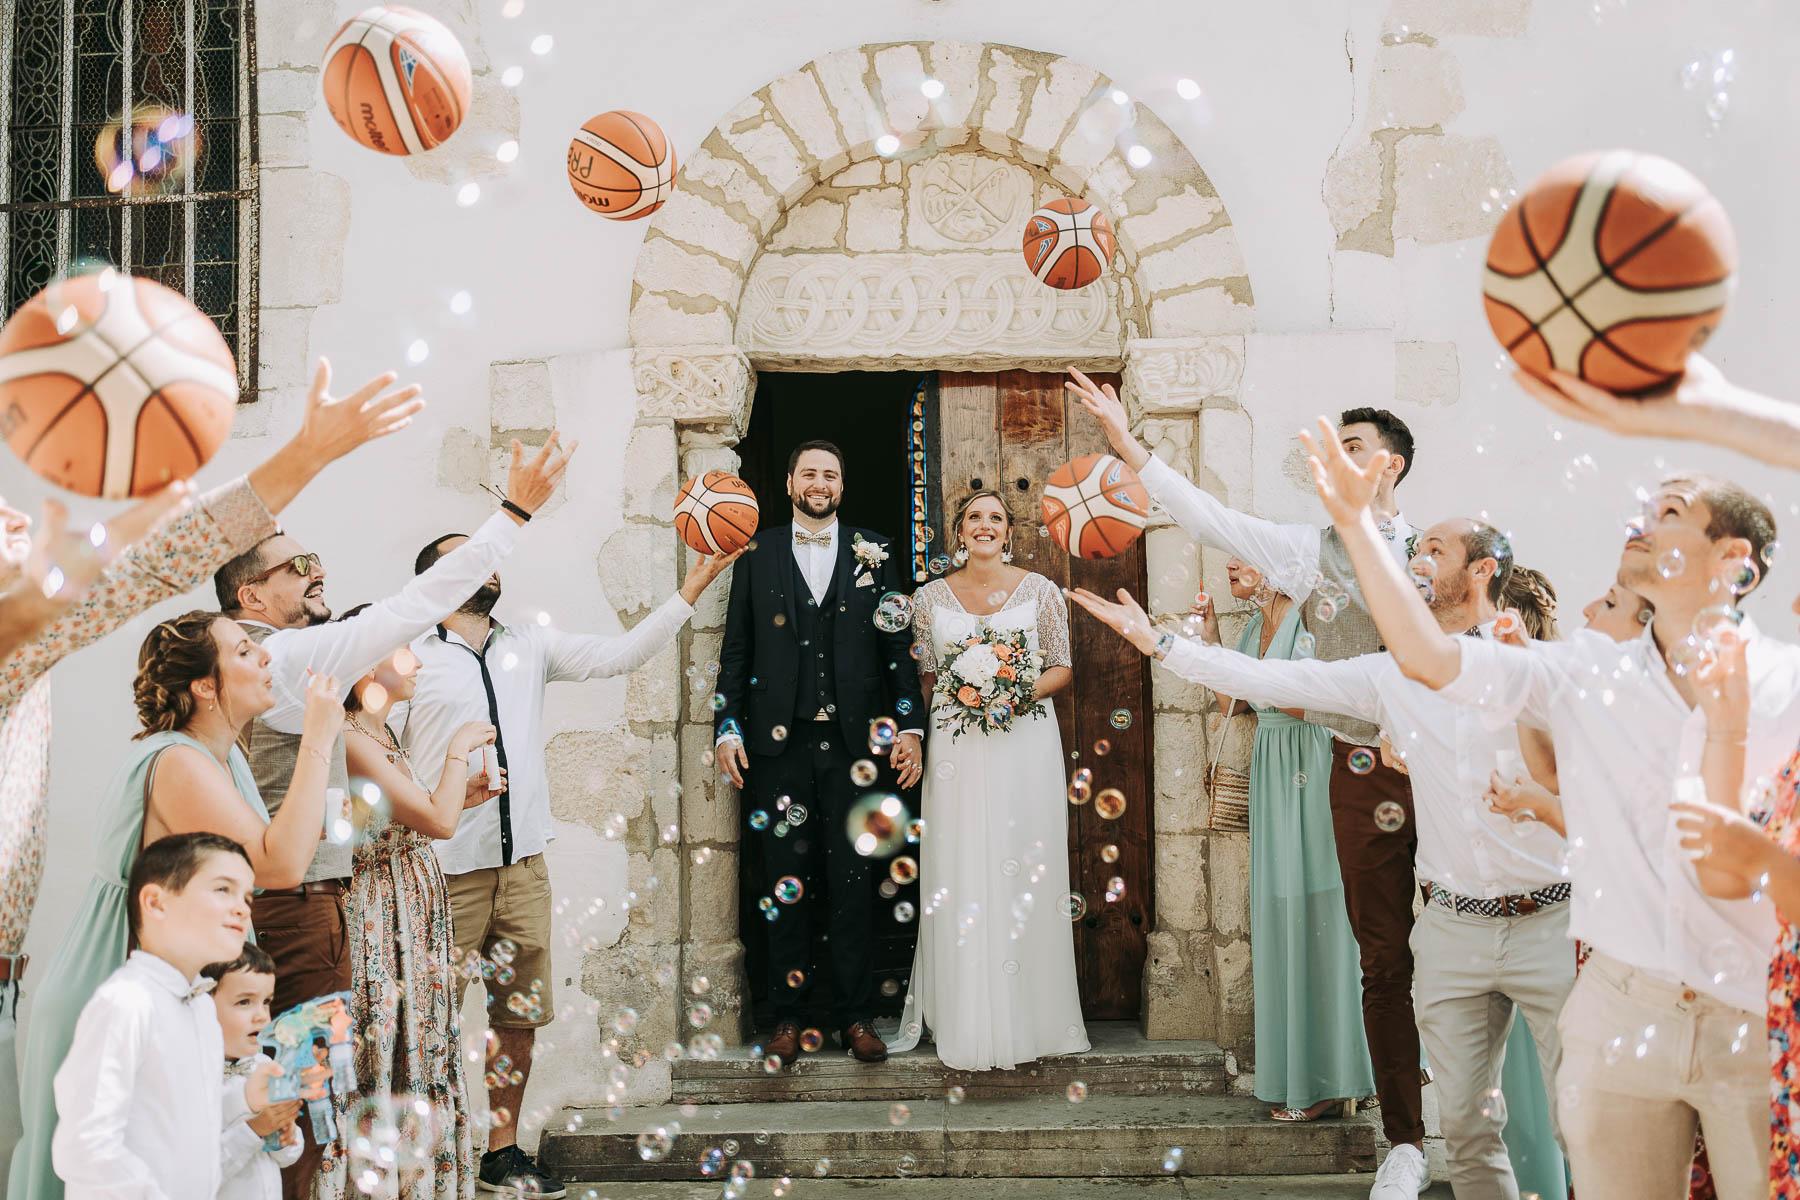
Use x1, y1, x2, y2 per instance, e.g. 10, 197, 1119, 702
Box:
0, 953, 26, 984
1422, 880, 1570, 918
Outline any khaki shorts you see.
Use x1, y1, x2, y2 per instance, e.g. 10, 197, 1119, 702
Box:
444, 853, 554, 1029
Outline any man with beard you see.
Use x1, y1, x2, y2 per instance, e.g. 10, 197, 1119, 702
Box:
214, 435, 573, 1200
399, 520, 739, 1199
714, 441, 925, 1070
1070, 517, 1572, 1200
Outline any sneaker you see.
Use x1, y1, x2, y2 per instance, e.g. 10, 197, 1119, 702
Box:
1369, 1143, 1429, 1199
478, 1145, 568, 1198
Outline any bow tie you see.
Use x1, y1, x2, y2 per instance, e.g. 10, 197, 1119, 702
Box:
1376, 519, 1400, 540
794, 531, 832, 547
184, 979, 216, 1003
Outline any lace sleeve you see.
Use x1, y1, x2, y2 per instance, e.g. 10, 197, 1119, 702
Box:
910, 582, 940, 675
1035, 575, 1072, 669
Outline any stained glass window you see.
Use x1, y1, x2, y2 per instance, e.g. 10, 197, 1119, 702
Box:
1, 0, 257, 395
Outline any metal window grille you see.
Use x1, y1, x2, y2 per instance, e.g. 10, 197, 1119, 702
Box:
0, 0, 258, 396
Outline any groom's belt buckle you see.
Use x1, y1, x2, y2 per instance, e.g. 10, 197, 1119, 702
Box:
813, 708, 831, 722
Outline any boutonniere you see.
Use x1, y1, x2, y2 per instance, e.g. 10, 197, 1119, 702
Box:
1404, 532, 1418, 560
851, 533, 889, 569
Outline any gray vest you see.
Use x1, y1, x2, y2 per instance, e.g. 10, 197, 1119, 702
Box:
239, 624, 352, 883
1297, 525, 1403, 745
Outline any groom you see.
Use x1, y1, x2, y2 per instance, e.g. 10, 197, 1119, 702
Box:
716, 440, 926, 1068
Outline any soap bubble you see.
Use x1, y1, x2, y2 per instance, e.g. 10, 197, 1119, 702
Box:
947, 1085, 965, 1104
889, 1103, 911, 1126
687, 1003, 714, 1027
773, 876, 804, 904
814, 1158, 832, 1178
893, 901, 916, 922
711, 692, 726, 711
1093, 738, 1112, 756
1657, 549, 1685, 579
1059, 893, 1088, 920
771, 724, 788, 742
699, 1146, 726, 1176
636, 1127, 674, 1161
905, 817, 925, 843
1374, 800, 1407, 832
1066, 1081, 1088, 1102
1095, 788, 1127, 819
786, 804, 809, 826
890, 856, 919, 885
800, 1028, 824, 1052
785, 969, 805, 988
1292, 771, 1309, 787
1100, 844, 1119, 863
847, 793, 910, 856
929, 555, 952, 575
1162, 1147, 1184, 1173
1295, 631, 1318, 657
851, 759, 879, 786
986, 700, 1013, 727
1479, 1087, 1508, 1125
1315, 597, 1338, 623
749, 810, 770, 831
1068, 775, 1093, 805
869, 717, 899, 749
1348, 748, 1376, 775
1108, 708, 1132, 730
874, 592, 914, 632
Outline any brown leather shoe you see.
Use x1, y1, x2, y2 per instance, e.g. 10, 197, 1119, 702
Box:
841, 1021, 888, 1063
766, 1022, 801, 1069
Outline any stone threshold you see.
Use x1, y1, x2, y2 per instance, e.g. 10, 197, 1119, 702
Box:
541, 1179, 1452, 1199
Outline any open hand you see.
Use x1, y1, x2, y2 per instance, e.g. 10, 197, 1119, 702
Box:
717, 735, 749, 788
1067, 587, 1158, 656
1672, 798, 1773, 896
1513, 357, 1724, 442
506, 432, 578, 516
1063, 369, 1148, 470
891, 731, 923, 789
292, 357, 425, 465
1299, 417, 1387, 530
680, 546, 745, 605
465, 764, 504, 807
300, 671, 344, 747
248, 1098, 303, 1137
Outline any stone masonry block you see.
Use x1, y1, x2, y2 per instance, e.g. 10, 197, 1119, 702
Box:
1212, 935, 1255, 1050
1153, 712, 1210, 835
1209, 831, 1250, 938
1139, 231, 1248, 295
599, 525, 676, 618
830, 161, 883, 187
255, 0, 336, 69
873, 44, 931, 133
977, 47, 1034, 151
1199, 406, 1254, 511
813, 48, 878, 147
1396, 341, 1461, 408
259, 169, 349, 307
257, 113, 309, 168
679, 725, 730, 832
435, 426, 487, 494
769, 197, 843, 251
685, 143, 780, 237
257, 68, 321, 115
1155, 832, 1210, 931
620, 423, 678, 519
718, 102, 810, 213
1148, 286, 1254, 338
1370, 41, 1465, 131
545, 728, 665, 833
625, 642, 680, 724
1127, 188, 1227, 253
686, 851, 739, 944
1145, 525, 1201, 620
924, 41, 982, 130
768, 68, 848, 167
846, 187, 904, 252
632, 237, 744, 313
1392, 133, 1513, 245
1323, 141, 1387, 241
651, 189, 761, 273
1018, 58, 1103, 166
1143, 930, 1215, 1041
255, 306, 313, 393
1387, 0, 1533, 38
628, 295, 735, 349
489, 359, 553, 434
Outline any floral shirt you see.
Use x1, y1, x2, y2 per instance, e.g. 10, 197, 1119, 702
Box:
0, 479, 275, 955
1766, 744, 1800, 1196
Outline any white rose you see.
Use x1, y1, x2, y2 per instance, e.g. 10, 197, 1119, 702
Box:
951, 644, 1000, 689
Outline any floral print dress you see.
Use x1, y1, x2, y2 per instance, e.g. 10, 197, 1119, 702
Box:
1765, 744, 1800, 1197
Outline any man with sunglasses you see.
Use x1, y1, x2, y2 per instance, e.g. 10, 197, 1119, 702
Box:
214, 434, 574, 1200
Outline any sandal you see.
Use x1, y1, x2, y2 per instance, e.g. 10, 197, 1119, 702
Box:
1269, 1097, 1355, 1122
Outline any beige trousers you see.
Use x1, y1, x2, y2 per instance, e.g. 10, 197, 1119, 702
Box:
1412, 898, 1576, 1200
1556, 952, 1769, 1200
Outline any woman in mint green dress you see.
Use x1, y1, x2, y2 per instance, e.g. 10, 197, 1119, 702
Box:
9, 612, 340, 1200
1199, 559, 1374, 1121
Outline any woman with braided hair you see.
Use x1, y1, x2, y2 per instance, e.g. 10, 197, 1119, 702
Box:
10, 612, 343, 1200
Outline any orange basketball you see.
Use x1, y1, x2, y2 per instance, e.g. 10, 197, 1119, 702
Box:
322, 6, 471, 156
1483, 150, 1736, 395
674, 471, 759, 555
1022, 198, 1116, 290
568, 110, 676, 220
0, 270, 237, 498
1041, 454, 1150, 559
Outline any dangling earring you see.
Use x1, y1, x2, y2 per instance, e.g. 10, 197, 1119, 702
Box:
1001, 542, 1014, 564
952, 544, 969, 567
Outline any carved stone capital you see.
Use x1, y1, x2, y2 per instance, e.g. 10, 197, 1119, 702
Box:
631, 346, 755, 438
1124, 336, 1245, 416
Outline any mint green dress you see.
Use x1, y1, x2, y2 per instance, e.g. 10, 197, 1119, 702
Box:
1240, 608, 1375, 1109
9, 731, 267, 1200
1502, 1008, 1570, 1198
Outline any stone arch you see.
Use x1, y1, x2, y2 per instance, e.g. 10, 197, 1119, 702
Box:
611, 42, 1263, 1076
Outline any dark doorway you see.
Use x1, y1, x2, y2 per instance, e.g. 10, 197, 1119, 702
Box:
735, 371, 928, 1030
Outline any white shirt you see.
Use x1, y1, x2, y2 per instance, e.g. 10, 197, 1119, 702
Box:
246, 510, 521, 733
53, 951, 224, 1200
1442, 621, 1800, 1013
219, 1055, 301, 1200
1138, 454, 1414, 606
1162, 635, 1568, 898
404, 594, 695, 875
792, 520, 838, 604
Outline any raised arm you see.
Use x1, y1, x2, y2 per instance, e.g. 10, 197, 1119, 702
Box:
543, 550, 738, 683
1300, 418, 1461, 688
344, 720, 496, 841
1065, 368, 1320, 600
1516, 356, 1800, 471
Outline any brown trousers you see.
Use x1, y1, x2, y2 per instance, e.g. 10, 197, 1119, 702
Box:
252, 886, 351, 1200
1327, 739, 1426, 1147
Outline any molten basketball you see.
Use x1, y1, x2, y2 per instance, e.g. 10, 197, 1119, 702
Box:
1022, 198, 1116, 290
1483, 150, 1736, 395
322, 6, 471, 156
568, 111, 676, 220
1041, 454, 1151, 560
674, 471, 759, 555
0, 271, 238, 498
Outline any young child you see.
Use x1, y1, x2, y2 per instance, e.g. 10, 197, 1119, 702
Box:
205, 944, 303, 1200
52, 832, 256, 1197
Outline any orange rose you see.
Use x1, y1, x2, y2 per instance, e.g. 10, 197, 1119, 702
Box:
995, 665, 1017, 681
957, 685, 982, 707
991, 643, 1015, 663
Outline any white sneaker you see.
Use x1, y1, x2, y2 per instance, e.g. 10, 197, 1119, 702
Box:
1369, 1143, 1430, 1199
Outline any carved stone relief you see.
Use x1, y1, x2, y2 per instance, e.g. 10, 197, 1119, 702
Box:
908, 154, 1033, 250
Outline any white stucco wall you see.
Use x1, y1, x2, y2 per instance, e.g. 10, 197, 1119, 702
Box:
9, 0, 1798, 1143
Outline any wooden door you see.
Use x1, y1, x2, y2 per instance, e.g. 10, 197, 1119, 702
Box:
936, 370, 1155, 1020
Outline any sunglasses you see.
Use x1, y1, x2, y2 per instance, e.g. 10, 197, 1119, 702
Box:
253, 553, 323, 583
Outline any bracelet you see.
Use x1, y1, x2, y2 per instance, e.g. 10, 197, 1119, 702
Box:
1152, 631, 1175, 661
299, 743, 331, 766
501, 499, 532, 523
443, 754, 469, 771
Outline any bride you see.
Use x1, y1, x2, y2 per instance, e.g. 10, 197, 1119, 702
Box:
888, 489, 1090, 1070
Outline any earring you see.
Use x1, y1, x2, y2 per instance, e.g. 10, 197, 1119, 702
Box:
952, 545, 969, 566
1001, 544, 1014, 564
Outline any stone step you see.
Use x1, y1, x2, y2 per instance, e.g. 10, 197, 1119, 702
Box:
538, 1178, 1452, 1199
671, 1023, 1229, 1104
539, 1094, 1379, 1182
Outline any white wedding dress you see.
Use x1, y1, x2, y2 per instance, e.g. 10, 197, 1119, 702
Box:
885, 572, 1091, 1070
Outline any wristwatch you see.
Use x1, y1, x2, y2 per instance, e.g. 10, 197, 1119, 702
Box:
1152, 630, 1175, 661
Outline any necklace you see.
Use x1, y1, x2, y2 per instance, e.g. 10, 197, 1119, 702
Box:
346, 715, 406, 764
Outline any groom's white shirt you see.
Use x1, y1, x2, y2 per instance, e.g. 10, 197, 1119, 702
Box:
793, 520, 838, 604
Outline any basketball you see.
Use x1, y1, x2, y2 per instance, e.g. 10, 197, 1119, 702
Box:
568, 110, 676, 220
674, 471, 759, 556
1022, 198, 1116, 290
322, 6, 472, 156
1483, 150, 1736, 394
1041, 454, 1151, 560
0, 270, 238, 498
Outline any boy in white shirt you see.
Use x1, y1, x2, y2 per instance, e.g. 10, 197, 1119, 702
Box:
205, 944, 302, 1200
53, 832, 258, 1198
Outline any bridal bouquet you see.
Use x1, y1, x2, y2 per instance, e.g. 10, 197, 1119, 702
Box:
933, 625, 1045, 739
